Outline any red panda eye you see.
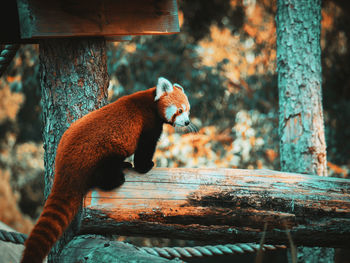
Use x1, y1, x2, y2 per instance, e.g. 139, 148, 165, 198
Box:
179, 109, 183, 114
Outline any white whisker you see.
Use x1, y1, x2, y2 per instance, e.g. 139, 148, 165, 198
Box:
189, 122, 198, 133
174, 122, 198, 134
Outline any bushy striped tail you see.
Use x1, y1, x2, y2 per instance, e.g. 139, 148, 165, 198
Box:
21, 190, 83, 263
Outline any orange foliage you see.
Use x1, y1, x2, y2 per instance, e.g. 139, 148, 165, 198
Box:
327, 162, 348, 178
265, 149, 278, 162
155, 110, 276, 170
321, 2, 342, 49
0, 84, 24, 123
0, 170, 33, 234
197, 1, 276, 86
6, 75, 21, 83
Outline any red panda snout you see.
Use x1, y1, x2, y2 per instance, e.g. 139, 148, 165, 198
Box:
163, 104, 191, 127
174, 110, 190, 127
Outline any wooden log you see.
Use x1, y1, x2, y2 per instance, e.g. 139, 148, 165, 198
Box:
60, 234, 179, 263
16, 0, 179, 40
82, 168, 350, 248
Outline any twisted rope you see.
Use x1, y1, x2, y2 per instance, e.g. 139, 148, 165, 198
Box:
0, 44, 20, 77
140, 243, 286, 259
0, 229, 285, 259
0, 229, 27, 245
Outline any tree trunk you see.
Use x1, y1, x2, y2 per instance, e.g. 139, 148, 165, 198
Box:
276, 0, 327, 177
80, 168, 350, 248
276, 0, 333, 262
39, 38, 109, 262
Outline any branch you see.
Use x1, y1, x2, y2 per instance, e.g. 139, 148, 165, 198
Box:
81, 168, 350, 248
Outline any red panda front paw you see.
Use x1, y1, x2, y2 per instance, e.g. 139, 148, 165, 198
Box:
134, 161, 154, 174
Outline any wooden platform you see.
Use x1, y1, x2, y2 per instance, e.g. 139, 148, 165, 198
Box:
82, 168, 350, 248
1, 0, 179, 43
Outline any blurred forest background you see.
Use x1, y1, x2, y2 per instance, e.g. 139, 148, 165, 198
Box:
0, 0, 349, 240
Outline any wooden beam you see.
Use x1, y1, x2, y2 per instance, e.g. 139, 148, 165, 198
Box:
17, 0, 179, 40
82, 168, 350, 248
105, 36, 133, 42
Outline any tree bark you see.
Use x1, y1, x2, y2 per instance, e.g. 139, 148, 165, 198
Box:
276, 0, 327, 177
39, 38, 109, 262
80, 168, 350, 248
276, 1, 334, 261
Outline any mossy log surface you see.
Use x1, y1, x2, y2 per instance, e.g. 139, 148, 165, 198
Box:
81, 168, 350, 248
60, 235, 180, 263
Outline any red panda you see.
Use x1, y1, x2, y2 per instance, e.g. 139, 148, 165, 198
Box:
21, 77, 192, 263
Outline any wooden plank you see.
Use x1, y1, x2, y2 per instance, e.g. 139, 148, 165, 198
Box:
105, 36, 133, 42
17, 0, 179, 39
81, 168, 350, 248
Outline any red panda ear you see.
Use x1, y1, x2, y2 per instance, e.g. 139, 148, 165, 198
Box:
174, 83, 184, 92
155, 77, 173, 101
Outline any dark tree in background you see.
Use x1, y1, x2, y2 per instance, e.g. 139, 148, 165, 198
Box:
39, 38, 109, 262
322, 1, 350, 167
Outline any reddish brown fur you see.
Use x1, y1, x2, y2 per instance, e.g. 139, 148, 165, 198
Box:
21, 86, 188, 263
157, 86, 190, 127
158, 86, 190, 117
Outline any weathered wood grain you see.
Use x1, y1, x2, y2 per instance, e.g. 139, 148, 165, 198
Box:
81, 168, 350, 248
17, 0, 179, 39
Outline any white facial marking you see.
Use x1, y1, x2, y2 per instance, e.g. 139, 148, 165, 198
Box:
182, 104, 186, 111
174, 111, 190, 127
165, 105, 177, 122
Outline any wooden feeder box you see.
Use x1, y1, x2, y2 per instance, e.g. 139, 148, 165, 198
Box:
1, 0, 180, 43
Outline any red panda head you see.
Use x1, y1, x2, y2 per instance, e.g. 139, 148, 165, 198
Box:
155, 77, 191, 127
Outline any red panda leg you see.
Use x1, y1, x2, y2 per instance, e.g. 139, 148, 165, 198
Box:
134, 129, 162, 174
91, 155, 127, 191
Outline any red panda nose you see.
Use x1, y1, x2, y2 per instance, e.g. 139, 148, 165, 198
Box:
185, 121, 190, 126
